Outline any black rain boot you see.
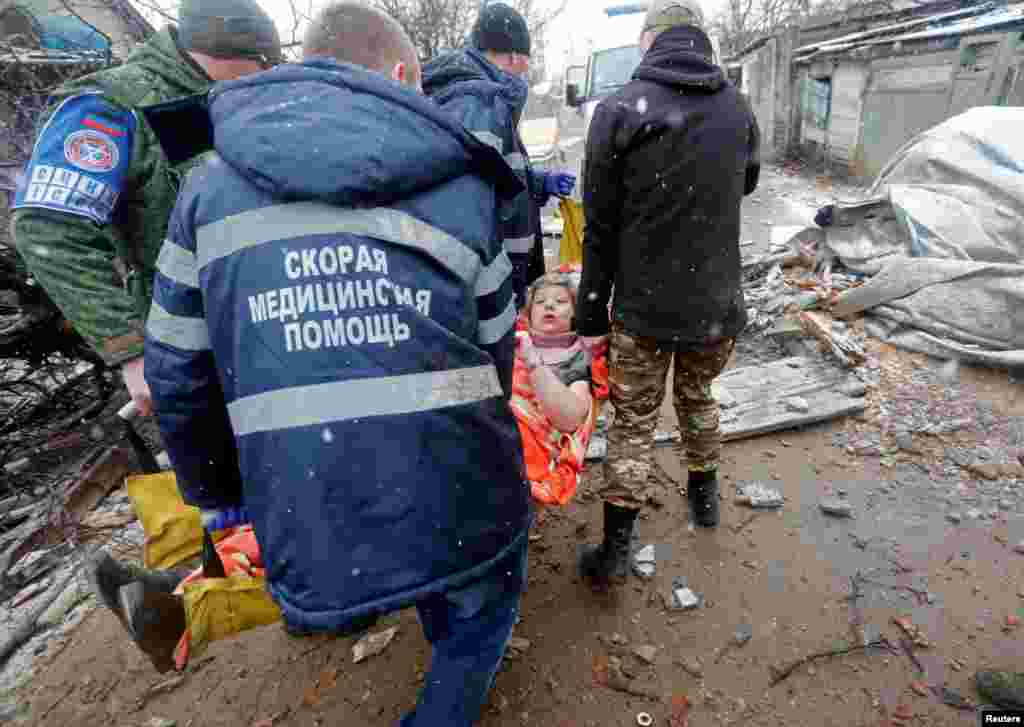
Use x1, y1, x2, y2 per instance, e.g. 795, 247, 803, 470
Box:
578, 502, 640, 584
86, 551, 187, 629
687, 470, 720, 527
119, 581, 187, 674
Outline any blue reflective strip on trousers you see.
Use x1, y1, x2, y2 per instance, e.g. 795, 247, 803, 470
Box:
146, 300, 210, 351
155, 239, 199, 289
195, 202, 480, 287
227, 365, 503, 436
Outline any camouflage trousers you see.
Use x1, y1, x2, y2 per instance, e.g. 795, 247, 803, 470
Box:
601, 324, 735, 510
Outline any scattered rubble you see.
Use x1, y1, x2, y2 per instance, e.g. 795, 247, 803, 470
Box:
632, 645, 658, 664
891, 617, 932, 649
352, 626, 399, 664
506, 637, 532, 658
678, 657, 703, 678
735, 482, 784, 509
819, 497, 853, 518
733, 624, 753, 646
798, 311, 866, 367
632, 544, 656, 579
669, 577, 702, 611
593, 655, 660, 698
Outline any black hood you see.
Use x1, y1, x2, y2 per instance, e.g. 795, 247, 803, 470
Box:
633, 25, 725, 92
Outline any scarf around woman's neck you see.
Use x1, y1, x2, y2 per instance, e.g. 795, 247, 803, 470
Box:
527, 329, 581, 365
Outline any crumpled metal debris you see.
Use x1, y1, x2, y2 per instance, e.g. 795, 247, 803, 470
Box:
632, 544, 657, 579
735, 482, 784, 509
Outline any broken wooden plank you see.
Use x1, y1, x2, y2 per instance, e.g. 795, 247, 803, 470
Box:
743, 251, 801, 280
765, 318, 805, 342
0, 543, 72, 604
79, 510, 135, 530
62, 446, 133, 521
721, 390, 864, 442
716, 357, 848, 401
0, 503, 38, 529
0, 568, 77, 669
585, 357, 866, 456
0, 447, 132, 579
798, 311, 866, 367
716, 356, 865, 441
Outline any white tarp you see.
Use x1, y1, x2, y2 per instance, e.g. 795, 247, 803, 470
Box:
814, 106, 1024, 368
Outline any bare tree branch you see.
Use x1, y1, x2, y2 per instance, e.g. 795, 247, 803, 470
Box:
716, 0, 894, 57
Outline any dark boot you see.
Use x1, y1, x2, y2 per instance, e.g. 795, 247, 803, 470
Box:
687, 470, 720, 527
975, 670, 1024, 709
578, 502, 640, 584
86, 552, 185, 628
118, 582, 187, 673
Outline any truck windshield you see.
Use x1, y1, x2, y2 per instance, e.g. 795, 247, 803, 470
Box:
590, 45, 643, 97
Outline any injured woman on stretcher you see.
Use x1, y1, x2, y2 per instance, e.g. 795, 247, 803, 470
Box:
87, 267, 609, 674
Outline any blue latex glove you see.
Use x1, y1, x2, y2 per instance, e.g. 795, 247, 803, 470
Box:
542, 172, 576, 198
200, 505, 250, 532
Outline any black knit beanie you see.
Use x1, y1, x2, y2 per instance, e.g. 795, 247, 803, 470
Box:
471, 3, 531, 56
177, 0, 282, 63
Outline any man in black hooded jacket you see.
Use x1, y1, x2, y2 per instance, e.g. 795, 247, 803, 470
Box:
576, 0, 760, 584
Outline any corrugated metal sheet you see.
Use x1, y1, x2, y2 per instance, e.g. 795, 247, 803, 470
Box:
876, 3, 1024, 43
794, 2, 1024, 63
794, 3, 993, 55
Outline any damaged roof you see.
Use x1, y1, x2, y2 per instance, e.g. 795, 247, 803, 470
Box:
794, 1, 1024, 62
0, 45, 108, 65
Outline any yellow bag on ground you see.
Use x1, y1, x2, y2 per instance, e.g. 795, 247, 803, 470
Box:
177, 574, 281, 665
558, 198, 585, 266
126, 472, 227, 569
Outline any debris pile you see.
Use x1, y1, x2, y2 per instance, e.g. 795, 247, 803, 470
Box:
0, 446, 147, 691
742, 230, 871, 370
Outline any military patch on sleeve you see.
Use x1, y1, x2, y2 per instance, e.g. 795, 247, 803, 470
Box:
12, 93, 136, 225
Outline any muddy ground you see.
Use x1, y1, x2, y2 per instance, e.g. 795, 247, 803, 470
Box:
5, 166, 1024, 726
7, 336, 1024, 727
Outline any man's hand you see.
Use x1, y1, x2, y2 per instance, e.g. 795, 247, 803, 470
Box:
121, 356, 153, 416
542, 172, 577, 198
580, 335, 609, 356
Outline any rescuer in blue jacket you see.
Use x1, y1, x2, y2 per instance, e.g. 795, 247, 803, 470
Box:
137, 4, 531, 724
423, 2, 576, 306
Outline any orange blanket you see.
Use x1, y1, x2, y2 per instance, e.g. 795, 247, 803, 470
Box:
511, 289, 608, 504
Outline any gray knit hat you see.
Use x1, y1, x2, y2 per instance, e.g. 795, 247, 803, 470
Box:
643, 0, 705, 33
178, 0, 282, 64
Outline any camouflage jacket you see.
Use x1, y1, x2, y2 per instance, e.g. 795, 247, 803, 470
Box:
10, 28, 211, 365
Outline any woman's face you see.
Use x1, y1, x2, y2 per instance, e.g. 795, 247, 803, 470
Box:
530, 285, 574, 335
